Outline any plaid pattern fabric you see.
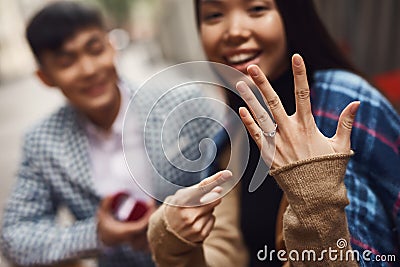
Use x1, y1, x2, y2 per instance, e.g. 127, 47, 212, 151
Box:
0, 83, 222, 266
312, 70, 400, 266
130, 83, 224, 199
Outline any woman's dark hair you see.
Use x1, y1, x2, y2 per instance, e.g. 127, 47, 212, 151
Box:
26, 1, 105, 64
194, 0, 359, 76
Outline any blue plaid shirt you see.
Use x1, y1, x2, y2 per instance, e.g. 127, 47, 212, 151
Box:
312, 69, 400, 266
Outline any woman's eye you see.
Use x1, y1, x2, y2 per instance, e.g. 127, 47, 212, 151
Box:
203, 12, 223, 22
249, 5, 269, 15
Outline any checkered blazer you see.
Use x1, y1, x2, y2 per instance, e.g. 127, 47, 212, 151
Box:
0, 83, 222, 267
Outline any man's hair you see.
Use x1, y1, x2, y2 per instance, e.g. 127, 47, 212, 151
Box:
26, 1, 105, 63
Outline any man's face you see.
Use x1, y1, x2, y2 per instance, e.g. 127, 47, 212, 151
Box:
38, 27, 119, 114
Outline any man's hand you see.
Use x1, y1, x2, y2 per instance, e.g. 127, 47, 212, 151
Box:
97, 196, 155, 250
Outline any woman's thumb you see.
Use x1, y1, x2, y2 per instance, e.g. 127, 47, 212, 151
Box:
334, 101, 360, 148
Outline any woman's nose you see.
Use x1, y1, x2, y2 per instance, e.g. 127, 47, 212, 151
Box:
223, 13, 251, 45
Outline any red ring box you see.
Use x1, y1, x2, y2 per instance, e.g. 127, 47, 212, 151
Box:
111, 192, 148, 222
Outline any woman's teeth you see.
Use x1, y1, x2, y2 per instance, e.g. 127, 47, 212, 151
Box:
227, 52, 258, 64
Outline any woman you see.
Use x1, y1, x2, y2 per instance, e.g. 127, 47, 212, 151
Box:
148, 0, 400, 266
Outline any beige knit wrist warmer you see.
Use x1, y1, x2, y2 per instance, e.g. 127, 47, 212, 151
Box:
270, 152, 358, 267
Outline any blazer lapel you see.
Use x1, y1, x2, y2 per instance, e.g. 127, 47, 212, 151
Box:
127, 87, 184, 184
62, 106, 99, 199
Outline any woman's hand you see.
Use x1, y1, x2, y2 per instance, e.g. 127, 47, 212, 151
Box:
164, 170, 232, 243
237, 54, 359, 170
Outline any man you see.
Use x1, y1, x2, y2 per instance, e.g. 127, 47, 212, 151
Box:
0, 1, 223, 266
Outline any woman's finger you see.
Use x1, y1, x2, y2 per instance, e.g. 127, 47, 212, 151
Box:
239, 107, 264, 149
246, 65, 288, 125
333, 101, 360, 149
172, 170, 231, 206
197, 170, 232, 193
199, 191, 221, 204
188, 214, 216, 243
292, 54, 312, 120
199, 215, 216, 242
236, 81, 275, 132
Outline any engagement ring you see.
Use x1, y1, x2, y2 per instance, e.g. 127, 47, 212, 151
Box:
262, 123, 278, 138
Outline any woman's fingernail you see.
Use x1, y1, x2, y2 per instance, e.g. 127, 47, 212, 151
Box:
212, 186, 223, 193
200, 192, 221, 204
350, 101, 361, 115
239, 107, 247, 117
293, 54, 302, 66
247, 65, 258, 76
236, 81, 248, 93
220, 170, 232, 180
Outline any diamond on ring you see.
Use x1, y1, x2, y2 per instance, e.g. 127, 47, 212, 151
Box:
262, 123, 278, 138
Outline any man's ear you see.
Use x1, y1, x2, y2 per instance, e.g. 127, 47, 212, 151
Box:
36, 68, 55, 87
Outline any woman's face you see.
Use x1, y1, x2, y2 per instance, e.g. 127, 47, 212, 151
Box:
199, 0, 289, 80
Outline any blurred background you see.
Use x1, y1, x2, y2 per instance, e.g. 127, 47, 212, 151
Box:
0, 0, 399, 265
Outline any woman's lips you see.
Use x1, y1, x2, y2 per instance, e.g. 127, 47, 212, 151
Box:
224, 51, 262, 74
